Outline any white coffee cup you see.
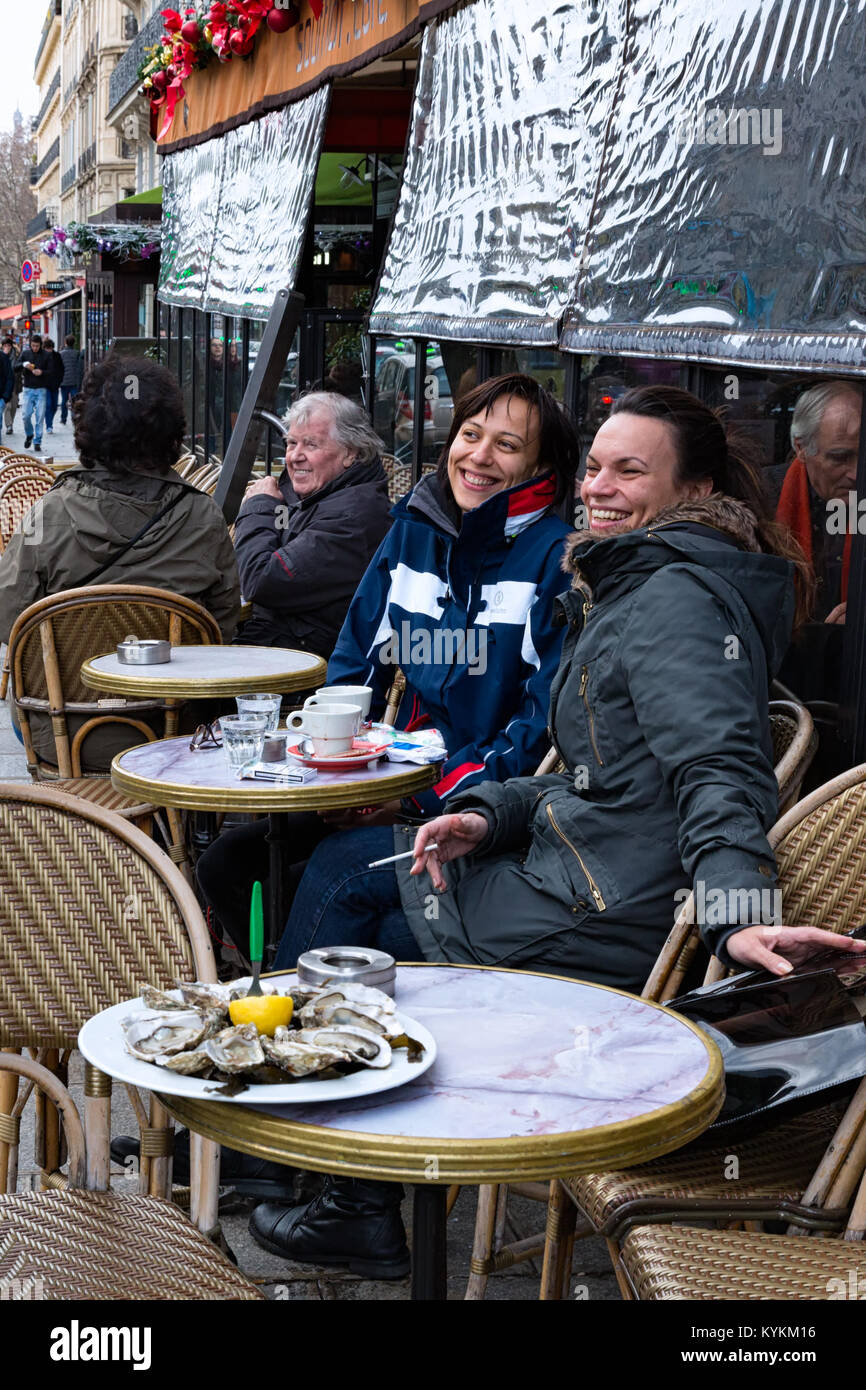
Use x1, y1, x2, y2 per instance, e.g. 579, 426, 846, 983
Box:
306, 685, 373, 722
286, 702, 361, 755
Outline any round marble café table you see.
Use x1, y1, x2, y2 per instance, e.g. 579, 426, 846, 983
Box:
80, 644, 326, 699
110, 737, 439, 951
159, 963, 724, 1300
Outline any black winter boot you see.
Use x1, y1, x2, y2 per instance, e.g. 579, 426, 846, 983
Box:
249, 1176, 409, 1279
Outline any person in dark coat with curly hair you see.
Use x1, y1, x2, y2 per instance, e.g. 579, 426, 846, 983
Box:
0, 356, 241, 768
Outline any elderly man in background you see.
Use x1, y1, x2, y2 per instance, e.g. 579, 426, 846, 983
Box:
765, 380, 861, 701
233, 392, 391, 657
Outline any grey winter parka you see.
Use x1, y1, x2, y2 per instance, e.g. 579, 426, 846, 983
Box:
396, 496, 796, 992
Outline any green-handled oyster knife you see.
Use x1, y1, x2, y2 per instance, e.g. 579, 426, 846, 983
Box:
247, 880, 264, 996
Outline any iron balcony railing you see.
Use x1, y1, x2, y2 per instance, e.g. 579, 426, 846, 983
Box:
34, 72, 61, 134
109, 7, 164, 112
33, 137, 60, 184
77, 141, 95, 178
61, 164, 76, 193
27, 208, 56, 240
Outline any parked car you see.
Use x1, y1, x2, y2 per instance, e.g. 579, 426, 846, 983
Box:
373, 351, 453, 463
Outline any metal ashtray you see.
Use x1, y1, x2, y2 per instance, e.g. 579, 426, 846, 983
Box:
116, 635, 171, 665
297, 947, 396, 998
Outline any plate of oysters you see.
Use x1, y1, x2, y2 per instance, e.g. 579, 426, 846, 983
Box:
78, 976, 436, 1104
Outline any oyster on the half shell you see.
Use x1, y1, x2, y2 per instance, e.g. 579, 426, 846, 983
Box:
157, 1049, 213, 1076
297, 1025, 392, 1069
122, 1009, 209, 1062
203, 1023, 265, 1073
261, 1028, 347, 1077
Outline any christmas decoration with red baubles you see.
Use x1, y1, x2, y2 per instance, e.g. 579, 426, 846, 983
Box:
138, 3, 314, 139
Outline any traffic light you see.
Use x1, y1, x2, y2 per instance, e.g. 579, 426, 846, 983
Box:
22, 318, 32, 333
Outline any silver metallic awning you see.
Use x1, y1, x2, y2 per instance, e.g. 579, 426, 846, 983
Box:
372, 0, 866, 371
369, 0, 624, 347
559, 0, 866, 373
158, 86, 330, 319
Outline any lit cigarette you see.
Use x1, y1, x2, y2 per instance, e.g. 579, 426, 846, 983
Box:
368, 842, 439, 868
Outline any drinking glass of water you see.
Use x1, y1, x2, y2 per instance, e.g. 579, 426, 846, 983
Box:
220, 714, 270, 771
235, 693, 282, 731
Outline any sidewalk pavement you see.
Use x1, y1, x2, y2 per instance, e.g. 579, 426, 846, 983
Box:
4, 402, 79, 465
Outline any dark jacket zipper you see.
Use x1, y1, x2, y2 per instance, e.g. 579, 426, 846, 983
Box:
578, 665, 604, 765
546, 804, 607, 910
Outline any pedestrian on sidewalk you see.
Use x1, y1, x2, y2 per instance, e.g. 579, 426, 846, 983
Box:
0, 338, 13, 427
42, 337, 65, 435
18, 333, 50, 452
2, 339, 20, 435
59, 334, 84, 424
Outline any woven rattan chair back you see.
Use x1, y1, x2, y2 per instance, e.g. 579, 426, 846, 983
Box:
0, 457, 55, 485
382, 452, 412, 504
0, 783, 215, 1051
187, 464, 222, 494
0, 1053, 263, 1298
172, 452, 199, 479
768, 762, 866, 931
0, 471, 53, 552
6, 584, 221, 779
770, 699, 817, 812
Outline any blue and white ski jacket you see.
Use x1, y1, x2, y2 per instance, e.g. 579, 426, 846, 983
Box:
328, 471, 571, 815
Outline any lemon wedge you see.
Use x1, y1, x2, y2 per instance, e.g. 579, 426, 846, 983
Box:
228, 994, 293, 1036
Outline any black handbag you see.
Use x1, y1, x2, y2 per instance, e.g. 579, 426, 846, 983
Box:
669, 927, 866, 1131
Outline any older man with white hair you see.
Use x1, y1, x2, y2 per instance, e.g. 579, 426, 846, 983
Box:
234, 391, 391, 655
765, 380, 861, 702
766, 380, 861, 624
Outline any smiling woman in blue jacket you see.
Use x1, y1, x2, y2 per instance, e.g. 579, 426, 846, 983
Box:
327, 378, 577, 818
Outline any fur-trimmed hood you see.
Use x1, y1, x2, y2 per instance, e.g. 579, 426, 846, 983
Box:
556, 492, 795, 678
562, 494, 763, 575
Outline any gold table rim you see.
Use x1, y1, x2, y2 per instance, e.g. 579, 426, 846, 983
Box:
110, 739, 439, 812
80, 646, 327, 698
158, 964, 725, 1184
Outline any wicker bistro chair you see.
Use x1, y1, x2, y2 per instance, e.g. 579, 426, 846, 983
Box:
382, 452, 412, 505
0, 783, 223, 1234
0, 1053, 262, 1301
0, 457, 56, 484
619, 1075, 866, 1300
0, 470, 54, 553
1, 585, 223, 878
539, 761, 866, 1299
172, 452, 200, 480
466, 698, 817, 1298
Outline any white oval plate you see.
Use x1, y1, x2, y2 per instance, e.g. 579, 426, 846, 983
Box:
78, 982, 436, 1106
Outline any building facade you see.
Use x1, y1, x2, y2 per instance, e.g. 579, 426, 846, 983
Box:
60, 0, 138, 226
28, 0, 63, 287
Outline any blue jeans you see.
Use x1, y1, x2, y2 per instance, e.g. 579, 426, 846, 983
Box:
21, 387, 46, 445
273, 826, 425, 971
45, 389, 59, 430
60, 384, 77, 423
